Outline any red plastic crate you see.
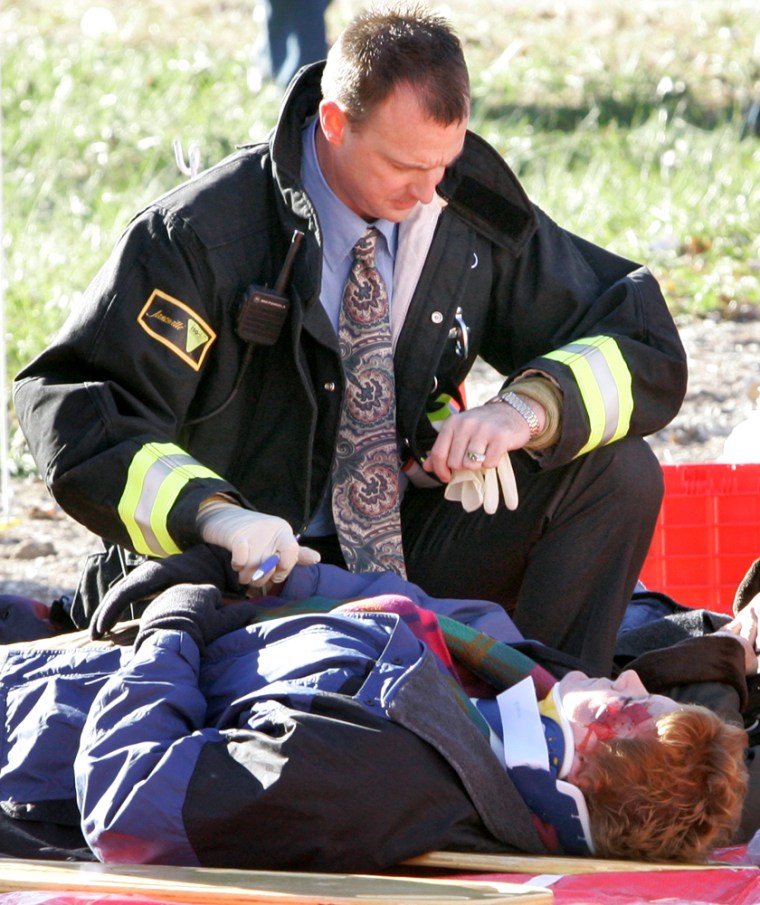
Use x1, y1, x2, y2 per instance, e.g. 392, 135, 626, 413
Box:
639, 463, 760, 615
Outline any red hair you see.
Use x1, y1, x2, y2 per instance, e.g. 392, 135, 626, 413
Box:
578, 704, 747, 861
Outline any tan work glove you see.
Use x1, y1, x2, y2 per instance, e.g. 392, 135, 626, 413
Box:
444, 454, 518, 514
197, 500, 320, 587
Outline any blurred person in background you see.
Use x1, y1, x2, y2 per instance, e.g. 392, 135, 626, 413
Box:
251, 0, 332, 90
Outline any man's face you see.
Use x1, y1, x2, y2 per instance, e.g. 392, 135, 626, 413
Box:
558, 670, 681, 775
317, 83, 468, 222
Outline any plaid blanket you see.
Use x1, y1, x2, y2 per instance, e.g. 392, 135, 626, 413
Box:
250, 591, 556, 735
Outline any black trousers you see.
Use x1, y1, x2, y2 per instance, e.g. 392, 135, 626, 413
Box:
400, 437, 664, 676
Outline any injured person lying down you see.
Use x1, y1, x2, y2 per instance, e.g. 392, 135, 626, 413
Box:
0, 545, 748, 869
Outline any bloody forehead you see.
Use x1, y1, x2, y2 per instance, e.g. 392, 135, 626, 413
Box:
579, 700, 653, 750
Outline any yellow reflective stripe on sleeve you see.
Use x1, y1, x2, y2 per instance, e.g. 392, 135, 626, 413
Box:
542, 336, 633, 457
118, 442, 223, 557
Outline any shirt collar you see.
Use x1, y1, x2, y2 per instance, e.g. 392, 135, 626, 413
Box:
301, 119, 397, 272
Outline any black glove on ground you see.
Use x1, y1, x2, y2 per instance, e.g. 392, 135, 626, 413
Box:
134, 583, 260, 654
90, 544, 243, 640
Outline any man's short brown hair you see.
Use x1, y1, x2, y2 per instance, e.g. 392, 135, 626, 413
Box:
321, 3, 470, 125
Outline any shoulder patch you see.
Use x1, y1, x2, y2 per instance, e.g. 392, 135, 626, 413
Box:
137, 289, 217, 371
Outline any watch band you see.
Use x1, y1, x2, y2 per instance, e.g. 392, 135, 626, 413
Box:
488, 390, 541, 439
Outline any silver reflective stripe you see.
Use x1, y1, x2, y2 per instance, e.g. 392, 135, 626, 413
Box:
542, 336, 633, 456
118, 442, 222, 556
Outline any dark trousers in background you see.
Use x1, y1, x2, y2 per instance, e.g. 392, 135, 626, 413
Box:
258, 0, 331, 87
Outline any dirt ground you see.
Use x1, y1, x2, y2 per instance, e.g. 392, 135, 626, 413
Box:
2, 312, 759, 603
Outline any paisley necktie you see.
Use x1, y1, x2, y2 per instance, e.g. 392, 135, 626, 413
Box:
331, 226, 406, 577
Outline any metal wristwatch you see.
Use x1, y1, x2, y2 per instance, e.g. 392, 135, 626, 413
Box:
487, 390, 541, 439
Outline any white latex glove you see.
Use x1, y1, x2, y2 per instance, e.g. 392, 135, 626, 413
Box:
444, 453, 518, 514
197, 501, 320, 587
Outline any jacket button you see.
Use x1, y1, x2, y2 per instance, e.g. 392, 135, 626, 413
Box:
324, 381, 336, 392
431, 311, 443, 324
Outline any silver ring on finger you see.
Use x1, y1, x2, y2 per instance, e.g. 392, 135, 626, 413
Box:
466, 450, 486, 463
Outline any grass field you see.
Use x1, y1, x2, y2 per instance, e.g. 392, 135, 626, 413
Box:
2, 0, 759, 426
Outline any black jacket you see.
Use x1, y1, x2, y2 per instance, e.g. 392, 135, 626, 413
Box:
14, 64, 686, 587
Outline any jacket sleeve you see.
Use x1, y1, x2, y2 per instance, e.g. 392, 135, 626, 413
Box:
74, 630, 215, 864
13, 205, 244, 556
484, 209, 688, 468
626, 635, 749, 711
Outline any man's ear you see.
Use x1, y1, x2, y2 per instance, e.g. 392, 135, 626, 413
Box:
319, 99, 349, 145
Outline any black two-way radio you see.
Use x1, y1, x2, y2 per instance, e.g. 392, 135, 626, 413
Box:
237, 229, 304, 345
